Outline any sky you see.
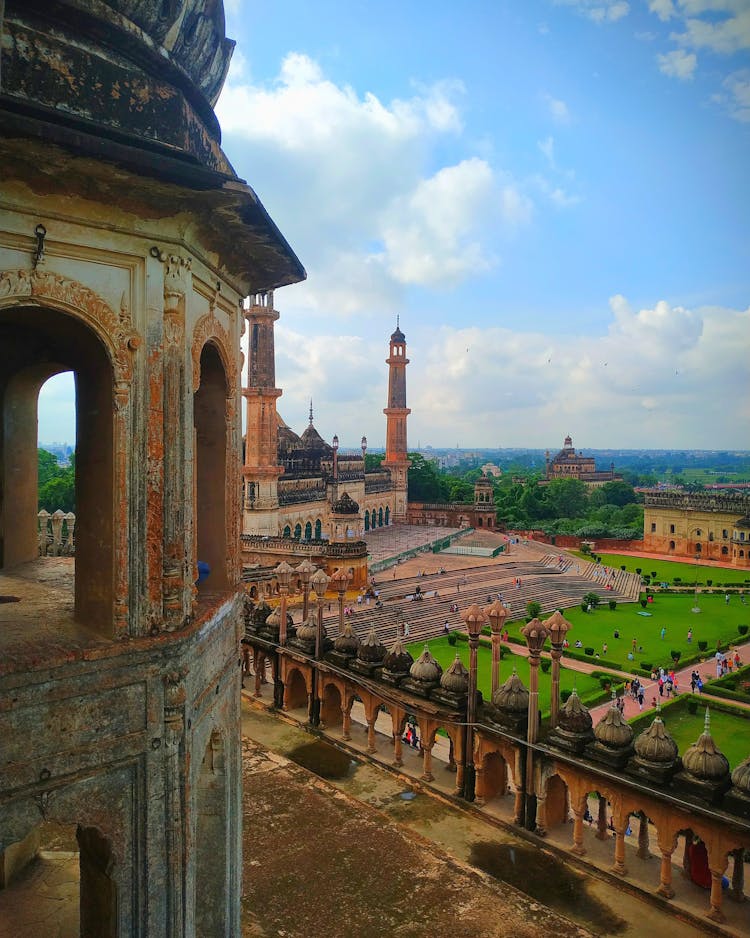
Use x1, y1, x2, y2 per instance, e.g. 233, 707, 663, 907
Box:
39, 0, 750, 450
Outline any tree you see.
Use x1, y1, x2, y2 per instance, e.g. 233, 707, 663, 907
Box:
544, 478, 589, 519
364, 453, 384, 471
597, 480, 638, 507
407, 453, 449, 503
38, 448, 76, 512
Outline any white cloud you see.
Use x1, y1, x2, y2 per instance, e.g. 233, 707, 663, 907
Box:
671, 4, 750, 55
555, 1, 630, 24
657, 48, 698, 78
216, 53, 532, 313
543, 93, 572, 123
719, 68, 750, 121
649, 0, 676, 21
538, 136, 556, 167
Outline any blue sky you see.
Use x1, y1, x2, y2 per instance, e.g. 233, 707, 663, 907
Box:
39, 1, 749, 449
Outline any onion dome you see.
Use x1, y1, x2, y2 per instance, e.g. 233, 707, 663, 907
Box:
332, 492, 359, 514
409, 645, 443, 683
264, 607, 281, 629
357, 628, 387, 663
681, 709, 730, 782
252, 599, 272, 628
633, 712, 678, 764
557, 687, 593, 735
492, 668, 529, 712
594, 695, 634, 750
731, 755, 750, 794
333, 621, 360, 655
383, 638, 413, 673
295, 611, 319, 644
440, 654, 470, 694
391, 323, 406, 342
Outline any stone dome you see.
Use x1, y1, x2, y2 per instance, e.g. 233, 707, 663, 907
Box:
409, 645, 443, 683
334, 621, 360, 655
252, 600, 272, 628
633, 714, 678, 764
440, 655, 469, 694
295, 611, 318, 643
391, 324, 406, 343
492, 669, 529, 712
332, 492, 360, 514
731, 755, 750, 794
557, 688, 593, 735
383, 638, 413, 673
357, 628, 387, 663
594, 698, 634, 749
681, 711, 730, 782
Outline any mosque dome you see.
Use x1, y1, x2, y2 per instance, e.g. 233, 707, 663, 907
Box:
409, 646, 443, 683
633, 714, 678, 764
356, 628, 387, 663
440, 655, 469, 694
391, 324, 406, 343
557, 688, 593, 735
295, 611, 318, 644
594, 698, 634, 750
333, 621, 360, 655
383, 638, 413, 674
492, 669, 529, 712
681, 711, 730, 782
731, 755, 750, 794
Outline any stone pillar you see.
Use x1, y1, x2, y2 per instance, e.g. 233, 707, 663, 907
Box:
596, 797, 608, 841
366, 719, 377, 753
612, 824, 628, 876
51, 509, 64, 555
421, 743, 434, 782
708, 869, 725, 922
342, 707, 352, 742
658, 849, 675, 899
535, 793, 547, 837
571, 808, 586, 856
513, 789, 524, 825
37, 509, 50, 555
392, 731, 403, 767
637, 815, 651, 860
164, 670, 187, 937
730, 848, 745, 902
253, 654, 263, 699
474, 765, 485, 807
549, 648, 563, 728
455, 761, 465, 798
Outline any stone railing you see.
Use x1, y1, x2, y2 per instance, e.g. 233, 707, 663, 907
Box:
278, 487, 327, 506
241, 534, 367, 558
644, 490, 750, 514
364, 480, 393, 494
38, 509, 76, 556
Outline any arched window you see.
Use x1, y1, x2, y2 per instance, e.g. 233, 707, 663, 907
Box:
385, 506, 390, 525
314, 519, 322, 539
378, 507, 384, 526
709, 532, 714, 542
294, 523, 302, 539
721, 546, 728, 555
695, 543, 702, 553
282, 525, 291, 538
195, 343, 229, 592
669, 540, 676, 550
364, 510, 370, 531
478, 517, 483, 527
1, 304, 115, 634
304, 521, 312, 540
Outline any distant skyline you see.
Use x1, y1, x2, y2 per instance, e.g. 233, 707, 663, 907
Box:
37, 1, 749, 447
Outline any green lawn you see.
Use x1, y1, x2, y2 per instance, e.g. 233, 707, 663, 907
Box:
504, 593, 750, 673
406, 637, 604, 715
628, 699, 750, 770
578, 551, 750, 586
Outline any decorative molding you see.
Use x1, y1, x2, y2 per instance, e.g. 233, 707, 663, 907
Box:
191, 311, 235, 391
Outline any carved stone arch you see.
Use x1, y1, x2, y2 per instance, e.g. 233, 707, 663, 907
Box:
0, 268, 140, 392
191, 313, 235, 391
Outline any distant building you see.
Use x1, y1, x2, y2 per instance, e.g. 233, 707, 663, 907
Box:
643, 491, 750, 567
543, 435, 620, 487
481, 462, 503, 478
407, 475, 497, 530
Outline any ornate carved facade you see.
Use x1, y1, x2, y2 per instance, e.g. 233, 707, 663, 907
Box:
0, 2, 303, 934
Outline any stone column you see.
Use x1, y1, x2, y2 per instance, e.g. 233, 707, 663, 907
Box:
612, 824, 628, 876
658, 849, 675, 898
637, 815, 651, 860
535, 793, 547, 837
549, 647, 563, 727
253, 653, 263, 699
730, 848, 745, 902
164, 669, 187, 938
342, 707, 352, 742
596, 797, 608, 841
571, 808, 586, 856
392, 731, 403, 767
421, 743, 434, 782
708, 869, 725, 922
366, 718, 377, 753
513, 788, 524, 826
474, 765, 485, 807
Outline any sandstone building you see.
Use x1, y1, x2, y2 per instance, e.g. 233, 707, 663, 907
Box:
643, 490, 750, 568
0, 2, 303, 934
544, 435, 620, 486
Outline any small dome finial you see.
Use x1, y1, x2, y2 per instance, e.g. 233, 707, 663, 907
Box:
308, 399, 314, 425
704, 706, 711, 733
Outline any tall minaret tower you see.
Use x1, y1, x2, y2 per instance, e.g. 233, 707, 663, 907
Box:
383, 319, 411, 522
242, 291, 283, 535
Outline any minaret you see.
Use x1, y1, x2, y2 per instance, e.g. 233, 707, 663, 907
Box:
383, 319, 411, 521
242, 291, 283, 535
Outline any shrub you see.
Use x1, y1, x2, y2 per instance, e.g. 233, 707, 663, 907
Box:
673, 577, 681, 583
706, 579, 713, 587
698, 640, 708, 651
640, 662, 652, 671
621, 565, 626, 571
739, 624, 749, 636
608, 599, 617, 611
583, 592, 601, 608
599, 676, 612, 690
561, 689, 573, 703
540, 658, 551, 673
635, 567, 642, 575
581, 543, 592, 555
584, 646, 595, 656
526, 600, 542, 619
580, 601, 588, 613
643, 576, 651, 585
640, 599, 648, 608
651, 571, 657, 579
671, 651, 681, 664
448, 632, 458, 646
687, 699, 698, 714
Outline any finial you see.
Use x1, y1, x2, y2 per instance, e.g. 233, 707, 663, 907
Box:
309, 399, 314, 425
704, 706, 711, 733
397, 313, 400, 329
611, 689, 617, 704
